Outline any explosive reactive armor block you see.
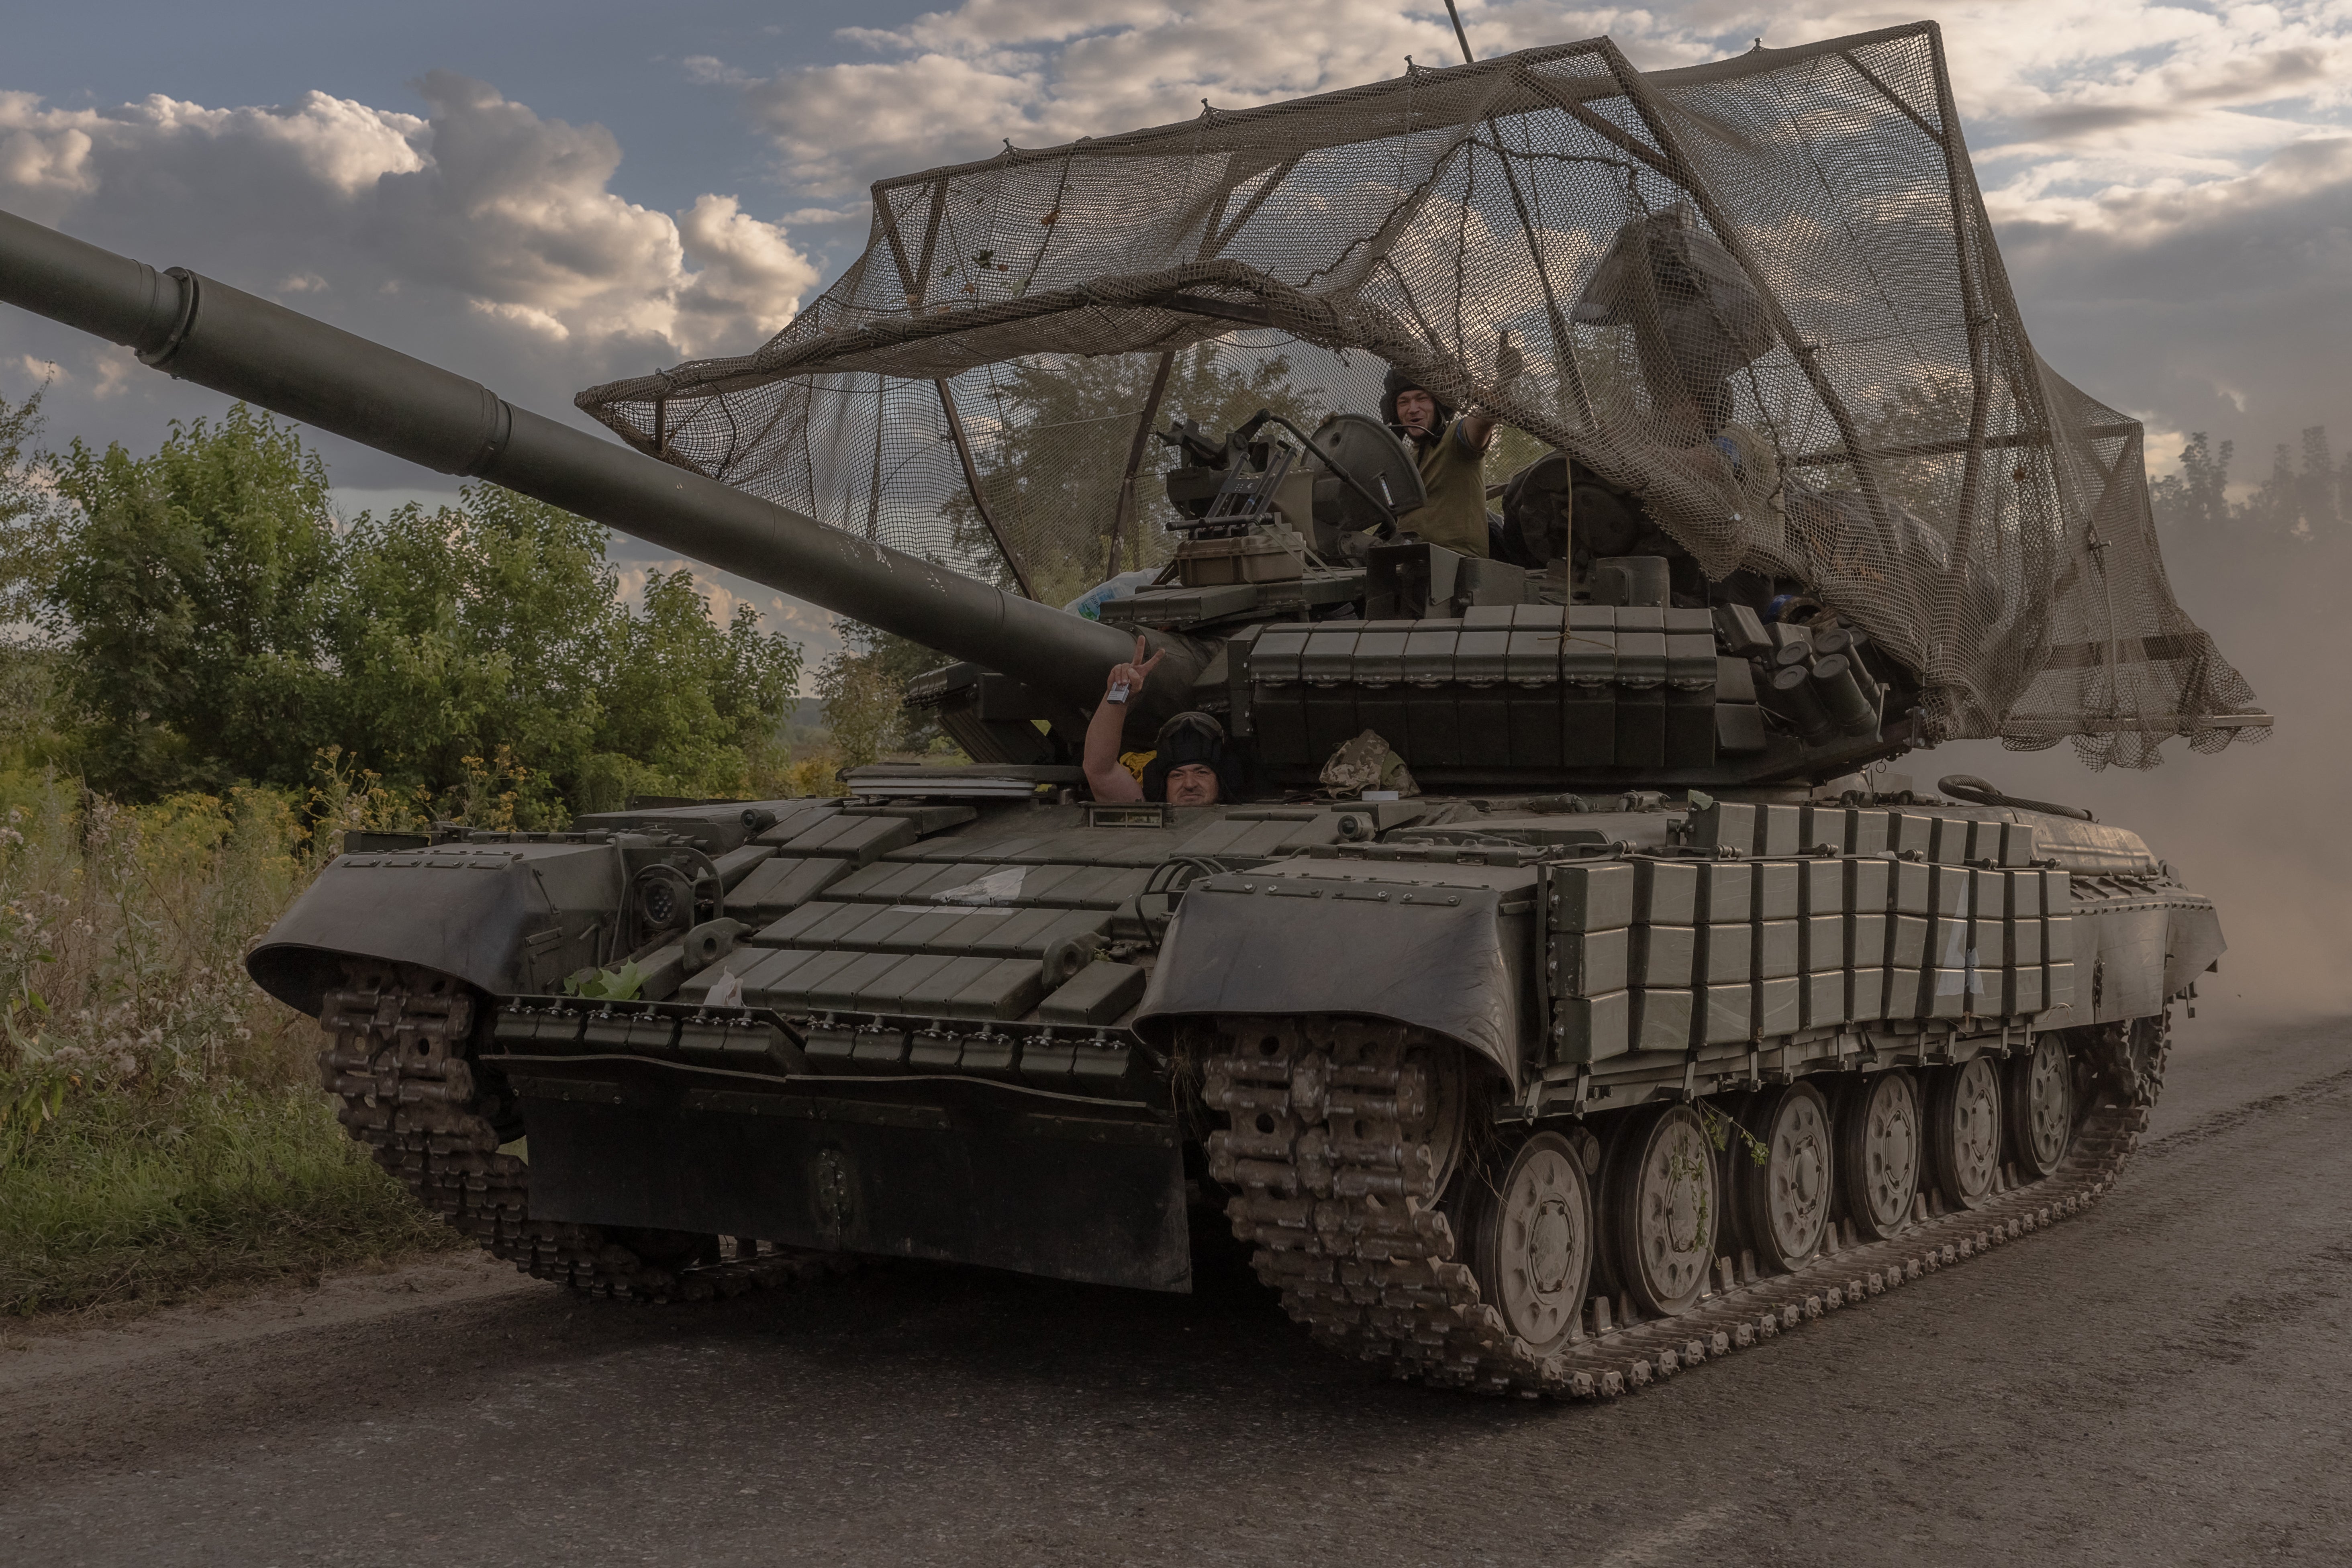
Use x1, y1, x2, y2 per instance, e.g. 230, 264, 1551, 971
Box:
1542, 817, 2087, 1063
1248, 608, 1722, 775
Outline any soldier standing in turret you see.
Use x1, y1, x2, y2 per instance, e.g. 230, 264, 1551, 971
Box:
1381, 347, 1517, 559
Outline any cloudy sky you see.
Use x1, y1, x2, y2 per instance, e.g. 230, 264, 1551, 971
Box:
4, 0, 2348, 659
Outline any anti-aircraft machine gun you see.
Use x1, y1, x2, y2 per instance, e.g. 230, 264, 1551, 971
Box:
0, 22, 2267, 1397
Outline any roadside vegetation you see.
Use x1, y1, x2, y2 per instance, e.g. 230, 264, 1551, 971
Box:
0, 389, 892, 1316
0, 773, 460, 1314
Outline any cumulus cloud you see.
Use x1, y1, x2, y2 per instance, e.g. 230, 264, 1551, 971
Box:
673, 193, 824, 352
0, 74, 816, 480
742, 1, 1471, 198
1995, 136, 2352, 457
729, 1, 2348, 204
706, 0, 2349, 450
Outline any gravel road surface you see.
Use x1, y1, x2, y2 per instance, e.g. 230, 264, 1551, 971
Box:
6, 1007, 2348, 1567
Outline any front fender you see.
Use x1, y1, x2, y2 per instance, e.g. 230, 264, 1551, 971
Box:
1135, 868, 1535, 1088
248, 843, 622, 1016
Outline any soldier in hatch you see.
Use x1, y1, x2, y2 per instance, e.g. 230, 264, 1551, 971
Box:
1380, 341, 1521, 559
1082, 635, 1246, 806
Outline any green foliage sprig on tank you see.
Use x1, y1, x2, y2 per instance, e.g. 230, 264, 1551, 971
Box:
564, 961, 648, 1002
10, 396, 806, 817
1697, 1100, 1770, 1167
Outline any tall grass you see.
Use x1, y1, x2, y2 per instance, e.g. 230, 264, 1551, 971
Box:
0, 771, 460, 1316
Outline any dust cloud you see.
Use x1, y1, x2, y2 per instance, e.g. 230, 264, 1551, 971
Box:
1925, 521, 2352, 1021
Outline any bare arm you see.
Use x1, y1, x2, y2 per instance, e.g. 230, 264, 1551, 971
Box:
1082, 634, 1163, 802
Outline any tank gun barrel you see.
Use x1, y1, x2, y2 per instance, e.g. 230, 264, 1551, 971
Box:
0, 207, 1196, 723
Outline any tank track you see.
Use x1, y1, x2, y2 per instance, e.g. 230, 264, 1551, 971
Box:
317, 963, 843, 1301
1200, 1015, 2166, 1398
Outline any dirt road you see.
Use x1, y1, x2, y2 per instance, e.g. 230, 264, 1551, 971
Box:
6, 1007, 2348, 1566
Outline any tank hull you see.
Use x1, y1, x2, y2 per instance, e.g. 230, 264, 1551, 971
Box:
279, 785, 2214, 1334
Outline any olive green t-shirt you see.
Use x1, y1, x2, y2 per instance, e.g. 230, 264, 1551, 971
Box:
1400, 418, 1490, 558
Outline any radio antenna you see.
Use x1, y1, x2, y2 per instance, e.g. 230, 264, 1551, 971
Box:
1441, 0, 1475, 63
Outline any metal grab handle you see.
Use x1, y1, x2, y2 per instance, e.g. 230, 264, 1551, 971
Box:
1937, 774, 2095, 822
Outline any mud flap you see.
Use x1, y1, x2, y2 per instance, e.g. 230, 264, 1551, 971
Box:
1138, 873, 1532, 1086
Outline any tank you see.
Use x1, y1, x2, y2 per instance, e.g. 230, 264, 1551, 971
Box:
0, 23, 2268, 1398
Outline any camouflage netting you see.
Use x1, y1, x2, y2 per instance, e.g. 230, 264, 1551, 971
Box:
578, 22, 2262, 768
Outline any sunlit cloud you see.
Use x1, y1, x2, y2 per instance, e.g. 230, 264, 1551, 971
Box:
0, 74, 819, 439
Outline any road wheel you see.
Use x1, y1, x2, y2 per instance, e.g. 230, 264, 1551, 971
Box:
1926, 1058, 2004, 1209
1837, 1070, 1921, 1241
2007, 1033, 2074, 1178
1603, 1104, 1719, 1318
1463, 1130, 1594, 1354
1733, 1082, 1834, 1271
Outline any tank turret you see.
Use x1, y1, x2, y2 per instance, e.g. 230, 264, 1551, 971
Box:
1062, 404, 1924, 790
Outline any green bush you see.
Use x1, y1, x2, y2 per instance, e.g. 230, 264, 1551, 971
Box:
18, 396, 805, 814
0, 772, 461, 1315
0, 1083, 456, 1315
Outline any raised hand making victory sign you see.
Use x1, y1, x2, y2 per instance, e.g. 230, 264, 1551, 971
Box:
1082, 634, 1233, 806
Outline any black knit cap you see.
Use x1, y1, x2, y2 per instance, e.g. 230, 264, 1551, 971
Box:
1141, 711, 1246, 802
1381, 363, 1454, 434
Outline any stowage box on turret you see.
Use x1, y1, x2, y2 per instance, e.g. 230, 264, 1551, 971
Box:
0, 22, 2265, 1396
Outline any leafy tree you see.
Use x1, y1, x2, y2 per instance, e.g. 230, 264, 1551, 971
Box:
327, 486, 614, 818
816, 641, 906, 771
2149, 432, 2233, 529
595, 568, 802, 800
331, 502, 802, 817
2299, 426, 2337, 529
2147, 425, 2351, 543
0, 389, 60, 630
0, 392, 69, 773
43, 407, 339, 796
2249, 442, 2302, 535
2220, 430, 2349, 537
816, 622, 952, 758
1855, 373, 1976, 523
33, 405, 802, 814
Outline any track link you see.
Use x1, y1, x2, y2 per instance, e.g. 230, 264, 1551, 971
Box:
318, 964, 842, 1302
1201, 1016, 2165, 1398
